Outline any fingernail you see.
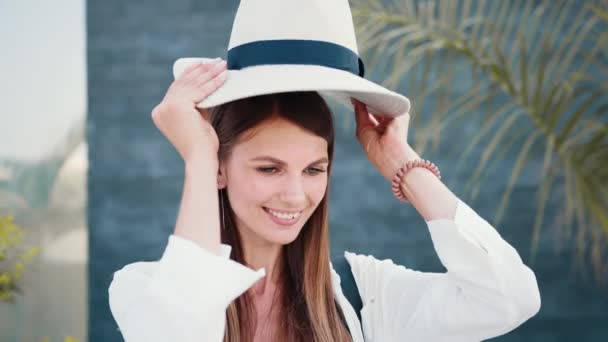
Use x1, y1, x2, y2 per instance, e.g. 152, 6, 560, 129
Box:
213, 60, 227, 70
205, 58, 221, 64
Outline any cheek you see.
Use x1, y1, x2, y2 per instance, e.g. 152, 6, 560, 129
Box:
230, 172, 275, 205
248, 177, 276, 199
230, 171, 328, 205
230, 177, 271, 205
311, 176, 328, 200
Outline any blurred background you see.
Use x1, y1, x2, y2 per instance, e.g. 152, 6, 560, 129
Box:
0, 0, 606, 341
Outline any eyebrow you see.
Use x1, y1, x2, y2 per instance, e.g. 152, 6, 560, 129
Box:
250, 155, 329, 166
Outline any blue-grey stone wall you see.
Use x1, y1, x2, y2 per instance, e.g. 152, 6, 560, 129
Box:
87, 1, 608, 341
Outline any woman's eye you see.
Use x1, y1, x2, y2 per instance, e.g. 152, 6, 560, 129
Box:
257, 167, 278, 173
306, 167, 326, 175
257, 167, 326, 175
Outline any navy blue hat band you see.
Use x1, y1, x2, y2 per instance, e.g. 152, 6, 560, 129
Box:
226, 39, 365, 77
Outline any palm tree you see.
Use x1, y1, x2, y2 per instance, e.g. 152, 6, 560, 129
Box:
350, 0, 608, 285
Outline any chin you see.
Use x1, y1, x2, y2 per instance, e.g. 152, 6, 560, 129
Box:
264, 228, 302, 246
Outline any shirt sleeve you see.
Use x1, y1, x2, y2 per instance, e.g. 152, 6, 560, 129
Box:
108, 235, 265, 342
345, 198, 541, 342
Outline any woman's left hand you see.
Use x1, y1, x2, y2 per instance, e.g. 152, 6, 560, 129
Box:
352, 98, 419, 182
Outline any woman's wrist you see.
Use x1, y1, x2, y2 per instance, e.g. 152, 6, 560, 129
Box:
389, 146, 445, 204
388, 145, 421, 180
185, 147, 219, 171
403, 145, 421, 162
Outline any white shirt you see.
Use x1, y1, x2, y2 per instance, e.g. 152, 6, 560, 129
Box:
108, 199, 541, 341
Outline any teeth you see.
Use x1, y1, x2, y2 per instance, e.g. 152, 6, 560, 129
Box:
266, 208, 301, 220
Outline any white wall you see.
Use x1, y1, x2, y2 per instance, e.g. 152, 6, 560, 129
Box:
0, 1, 88, 341
0, 0, 86, 161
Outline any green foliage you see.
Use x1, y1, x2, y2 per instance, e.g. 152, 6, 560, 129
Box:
351, 0, 608, 283
40, 336, 78, 342
0, 215, 40, 303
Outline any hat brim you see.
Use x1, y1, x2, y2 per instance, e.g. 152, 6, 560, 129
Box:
173, 58, 411, 117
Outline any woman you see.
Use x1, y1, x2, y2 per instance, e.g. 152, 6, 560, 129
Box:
109, 1, 541, 341
109, 59, 540, 341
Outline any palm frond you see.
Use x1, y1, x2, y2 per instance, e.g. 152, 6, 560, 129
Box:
352, 0, 608, 284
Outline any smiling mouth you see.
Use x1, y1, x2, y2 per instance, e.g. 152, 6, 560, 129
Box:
263, 207, 303, 224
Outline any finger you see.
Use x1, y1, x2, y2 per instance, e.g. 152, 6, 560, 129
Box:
386, 112, 409, 135
375, 114, 389, 125
373, 114, 392, 132
352, 98, 373, 129
182, 61, 222, 84
193, 70, 228, 103
368, 113, 380, 126
352, 102, 380, 145
400, 112, 411, 133
193, 60, 227, 88
357, 125, 376, 144
395, 112, 410, 129
178, 62, 209, 81
180, 62, 204, 77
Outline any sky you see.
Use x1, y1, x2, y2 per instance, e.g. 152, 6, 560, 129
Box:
0, 0, 86, 162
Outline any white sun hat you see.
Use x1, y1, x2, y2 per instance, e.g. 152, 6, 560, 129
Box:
172, 0, 411, 117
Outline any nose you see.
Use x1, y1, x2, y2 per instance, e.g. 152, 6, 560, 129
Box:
278, 173, 307, 207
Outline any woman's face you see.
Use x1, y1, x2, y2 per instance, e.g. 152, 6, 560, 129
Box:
221, 117, 329, 248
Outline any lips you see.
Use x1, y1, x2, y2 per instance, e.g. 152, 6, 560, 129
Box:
263, 207, 302, 226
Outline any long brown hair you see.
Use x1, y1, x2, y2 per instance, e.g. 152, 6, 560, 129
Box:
208, 91, 352, 342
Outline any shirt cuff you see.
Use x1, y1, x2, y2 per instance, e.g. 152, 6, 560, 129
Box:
145, 235, 265, 321
426, 198, 524, 275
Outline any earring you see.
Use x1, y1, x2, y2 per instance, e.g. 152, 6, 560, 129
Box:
219, 188, 226, 230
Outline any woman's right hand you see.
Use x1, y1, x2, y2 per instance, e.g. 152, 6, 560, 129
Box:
151, 59, 228, 162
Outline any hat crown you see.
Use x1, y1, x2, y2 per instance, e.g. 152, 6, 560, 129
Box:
228, 0, 359, 55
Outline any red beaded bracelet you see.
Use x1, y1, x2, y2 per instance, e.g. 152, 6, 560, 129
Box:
391, 159, 441, 203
